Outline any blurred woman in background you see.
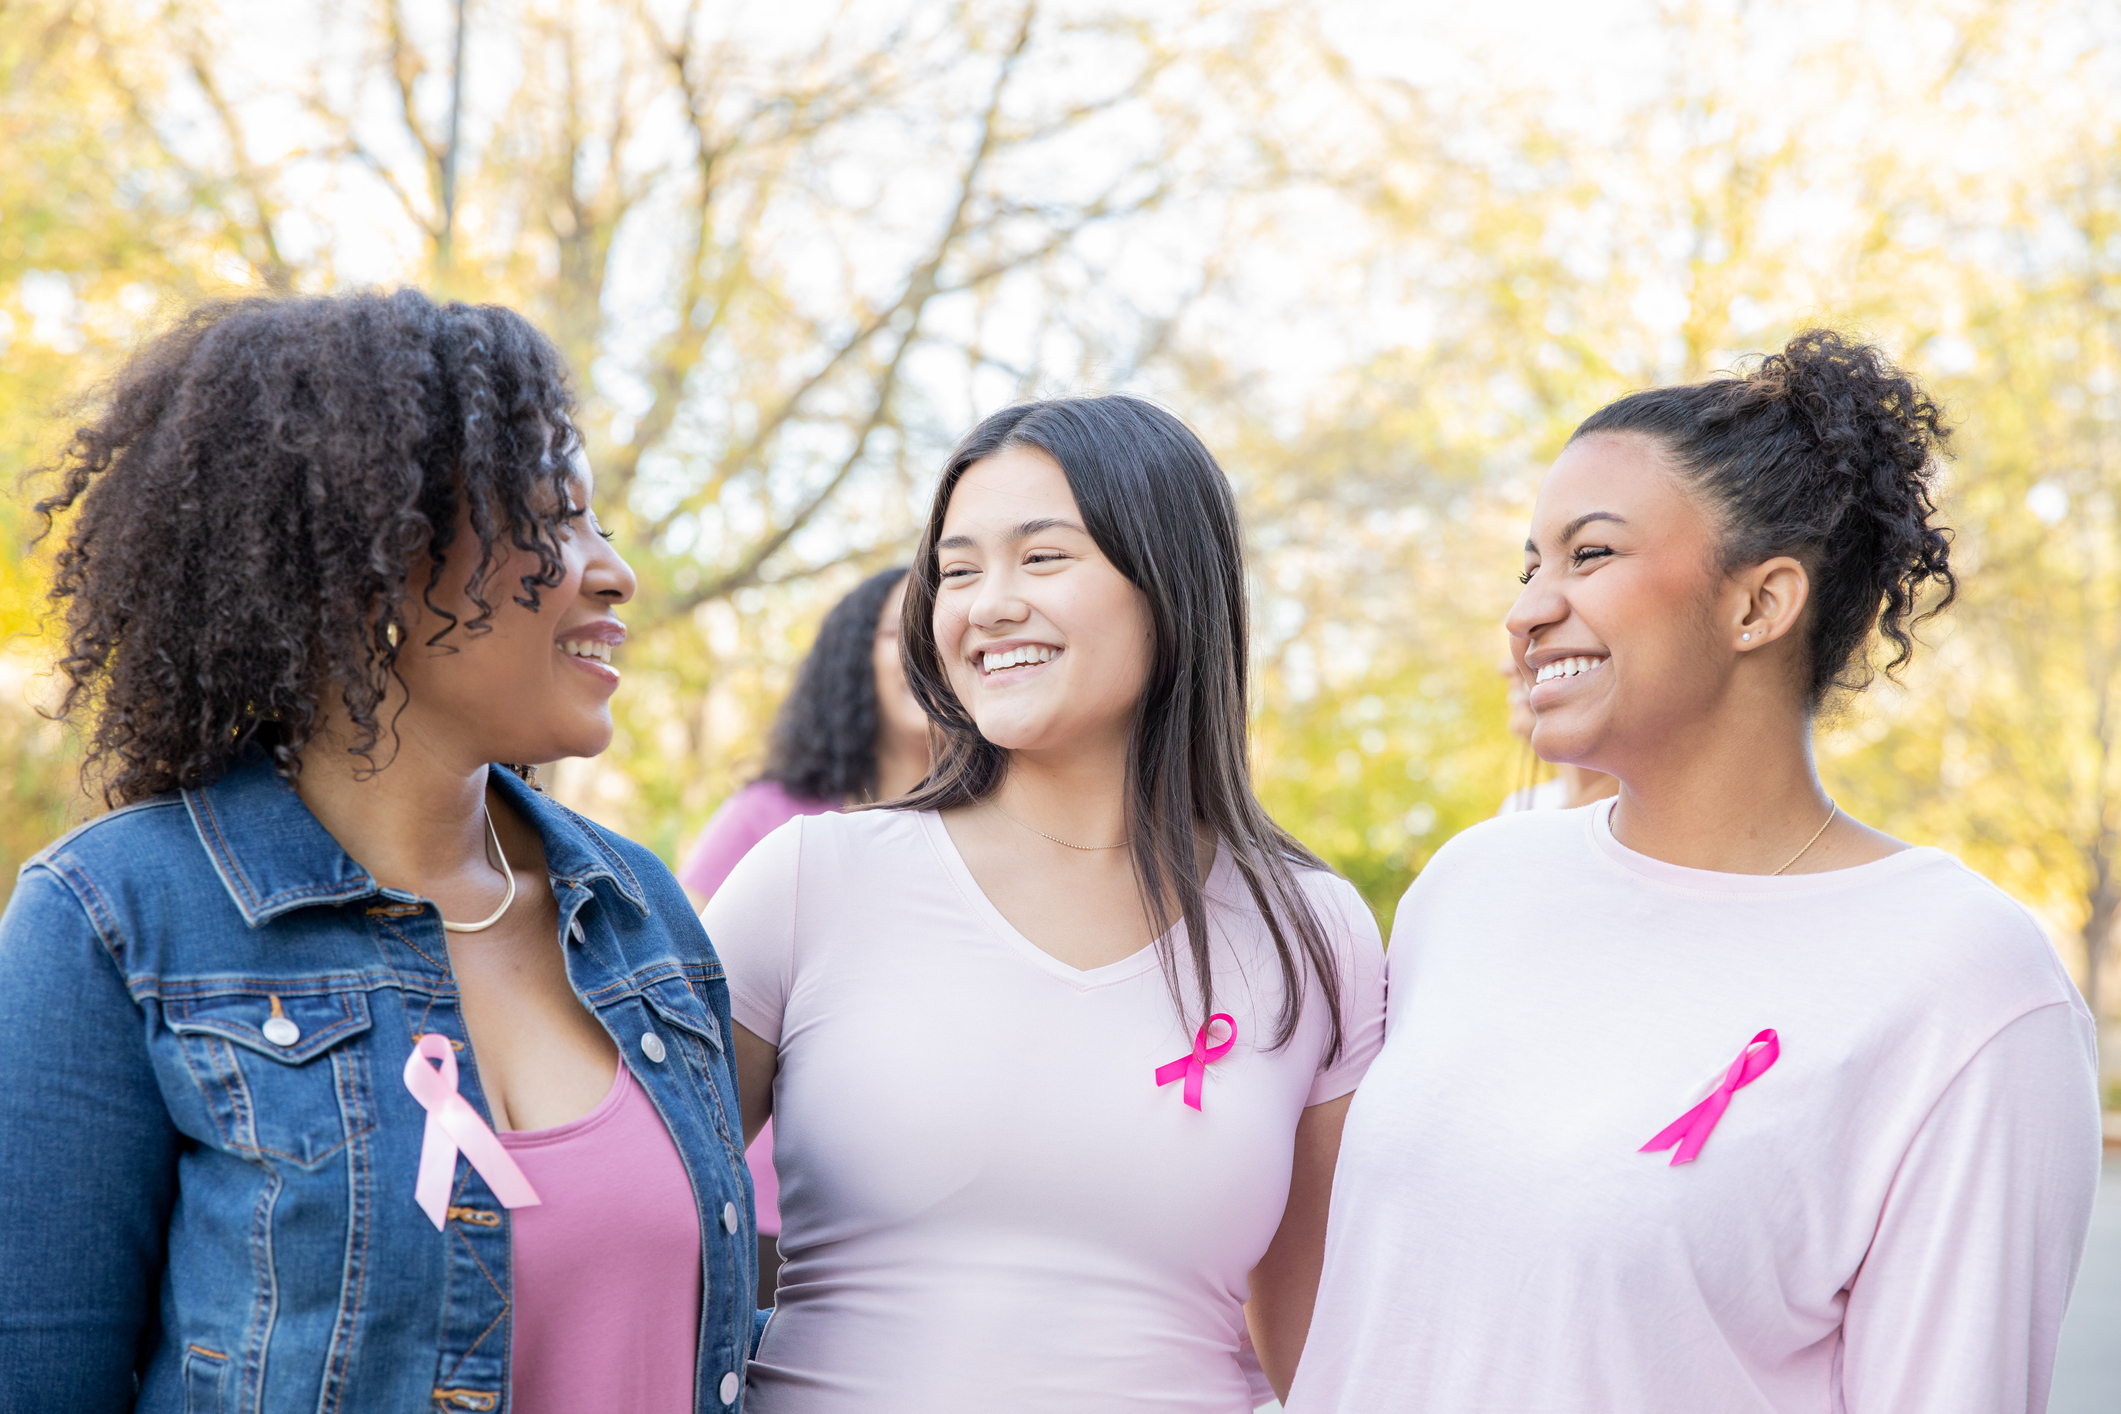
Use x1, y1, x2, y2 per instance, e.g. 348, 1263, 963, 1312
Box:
1291, 330, 2102, 1414
679, 566, 930, 901
1495, 644, 1616, 814
680, 564, 933, 1303
706, 395, 1386, 1411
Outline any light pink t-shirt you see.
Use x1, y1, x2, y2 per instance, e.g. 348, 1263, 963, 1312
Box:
703, 808, 1387, 1414
680, 779, 838, 1237
499, 1062, 702, 1414
1288, 800, 2104, 1414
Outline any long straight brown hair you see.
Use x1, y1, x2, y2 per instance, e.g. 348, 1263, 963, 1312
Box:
893, 396, 1345, 1059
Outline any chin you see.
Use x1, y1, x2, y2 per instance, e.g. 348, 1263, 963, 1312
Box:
494, 720, 614, 767
967, 710, 1060, 754
1527, 718, 1602, 772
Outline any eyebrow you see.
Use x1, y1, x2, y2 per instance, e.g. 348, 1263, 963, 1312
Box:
1525, 511, 1627, 552
937, 516, 1088, 551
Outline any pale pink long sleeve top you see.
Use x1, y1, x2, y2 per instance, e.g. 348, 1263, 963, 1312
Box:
1289, 799, 2102, 1414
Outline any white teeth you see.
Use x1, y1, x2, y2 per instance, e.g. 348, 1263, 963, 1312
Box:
1534, 655, 1604, 685
561, 640, 613, 664
981, 645, 1058, 673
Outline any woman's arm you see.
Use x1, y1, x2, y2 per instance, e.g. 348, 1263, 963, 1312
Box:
1840, 1002, 2101, 1413
0, 868, 182, 1412
1244, 1092, 1354, 1402
733, 1022, 779, 1148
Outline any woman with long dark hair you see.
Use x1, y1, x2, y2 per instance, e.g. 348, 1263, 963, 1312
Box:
678, 564, 931, 1303
702, 395, 1387, 1411
1290, 331, 2102, 1413
0, 291, 755, 1413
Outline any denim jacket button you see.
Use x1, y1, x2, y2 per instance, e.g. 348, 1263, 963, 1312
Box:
262, 1016, 301, 1047
722, 1201, 739, 1233
640, 1032, 667, 1064
719, 1371, 740, 1404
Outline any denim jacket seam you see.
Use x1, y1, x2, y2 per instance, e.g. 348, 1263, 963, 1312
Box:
30, 857, 131, 971
175, 1032, 244, 1152
375, 916, 451, 974
240, 1166, 285, 1414
578, 960, 726, 1008
319, 1047, 375, 1414
23, 794, 178, 866
446, 1238, 511, 1369
155, 972, 392, 999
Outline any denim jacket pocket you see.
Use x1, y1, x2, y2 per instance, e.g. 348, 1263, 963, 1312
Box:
166, 986, 377, 1170
639, 978, 724, 1055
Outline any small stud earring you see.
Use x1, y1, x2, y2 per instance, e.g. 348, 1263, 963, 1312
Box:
1741, 632, 1752, 642
384, 621, 401, 649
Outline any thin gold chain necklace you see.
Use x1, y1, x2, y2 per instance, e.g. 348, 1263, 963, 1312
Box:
1772, 801, 1838, 876
990, 800, 1128, 851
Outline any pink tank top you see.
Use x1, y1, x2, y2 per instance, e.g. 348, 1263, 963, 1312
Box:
498, 1062, 702, 1413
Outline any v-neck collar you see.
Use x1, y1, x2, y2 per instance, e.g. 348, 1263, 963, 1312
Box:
914, 808, 1230, 991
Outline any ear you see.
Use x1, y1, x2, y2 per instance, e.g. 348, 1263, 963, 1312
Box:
1731, 555, 1809, 651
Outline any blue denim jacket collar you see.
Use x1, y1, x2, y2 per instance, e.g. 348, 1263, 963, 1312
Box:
182, 751, 651, 928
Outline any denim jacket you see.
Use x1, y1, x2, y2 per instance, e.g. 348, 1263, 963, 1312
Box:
0, 752, 757, 1413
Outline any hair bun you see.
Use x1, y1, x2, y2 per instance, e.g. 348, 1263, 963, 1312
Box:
1572, 327, 1955, 705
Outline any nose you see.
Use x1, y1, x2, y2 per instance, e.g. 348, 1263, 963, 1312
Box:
1504, 562, 1564, 655
583, 527, 637, 606
966, 563, 1027, 632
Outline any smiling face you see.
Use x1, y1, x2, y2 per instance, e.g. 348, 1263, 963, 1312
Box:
1505, 432, 1736, 773
932, 443, 1154, 760
392, 464, 638, 767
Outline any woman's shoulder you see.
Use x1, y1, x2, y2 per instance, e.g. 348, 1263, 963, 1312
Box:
1880, 849, 2086, 1013
720, 804, 927, 887
29, 793, 196, 876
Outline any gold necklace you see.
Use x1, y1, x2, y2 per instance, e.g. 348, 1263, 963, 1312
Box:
441, 810, 517, 932
1772, 801, 1838, 876
990, 800, 1128, 851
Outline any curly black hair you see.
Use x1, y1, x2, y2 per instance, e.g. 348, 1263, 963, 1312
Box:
1573, 328, 1955, 706
759, 566, 910, 802
35, 288, 582, 805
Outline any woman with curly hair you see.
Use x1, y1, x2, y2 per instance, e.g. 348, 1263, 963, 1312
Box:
677, 564, 932, 1302
1288, 331, 2104, 1413
0, 290, 756, 1414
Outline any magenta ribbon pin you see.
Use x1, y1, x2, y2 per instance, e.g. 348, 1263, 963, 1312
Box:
1640, 1028, 1780, 1166
1155, 1013, 1237, 1111
402, 1033, 541, 1229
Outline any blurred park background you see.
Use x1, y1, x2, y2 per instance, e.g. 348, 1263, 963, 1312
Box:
4, 0, 2121, 1101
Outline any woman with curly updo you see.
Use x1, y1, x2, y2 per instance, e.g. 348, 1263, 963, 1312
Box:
1290, 332, 2103, 1413
0, 290, 756, 1414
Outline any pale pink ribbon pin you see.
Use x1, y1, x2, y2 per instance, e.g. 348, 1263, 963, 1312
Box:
402, 1033, 541, 1229
1155, 1013, 1236, 1111
1640, 1028, 1780, 1166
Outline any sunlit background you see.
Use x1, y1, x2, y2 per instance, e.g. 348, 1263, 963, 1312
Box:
6, 0, 2121, 1126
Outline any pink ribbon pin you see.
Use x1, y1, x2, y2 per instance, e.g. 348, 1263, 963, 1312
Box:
1155, 1014, 1237, 1111
402, 1033, 541, 1229
1640, 1028, 1780, 1166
